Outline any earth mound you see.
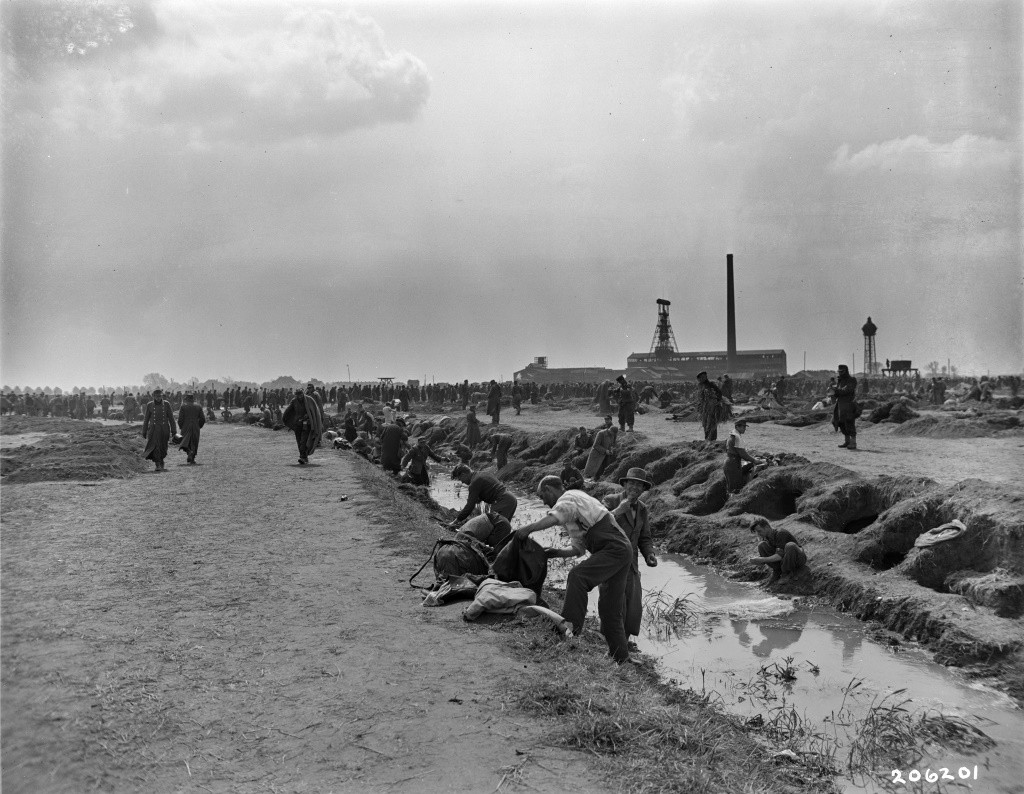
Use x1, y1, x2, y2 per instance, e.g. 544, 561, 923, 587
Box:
891, 413, 1022, 439
1, 421, 147, 483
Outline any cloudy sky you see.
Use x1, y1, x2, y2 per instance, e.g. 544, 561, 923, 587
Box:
2, 0, 1020, 389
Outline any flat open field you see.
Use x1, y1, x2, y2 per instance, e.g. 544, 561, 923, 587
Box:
500, 401, 1023, 487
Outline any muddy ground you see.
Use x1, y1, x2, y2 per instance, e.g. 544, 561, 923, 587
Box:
407, 398, 1024, 702
2, 417, 841, 794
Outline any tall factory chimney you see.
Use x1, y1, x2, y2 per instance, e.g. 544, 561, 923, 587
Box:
726, 253, 737, 371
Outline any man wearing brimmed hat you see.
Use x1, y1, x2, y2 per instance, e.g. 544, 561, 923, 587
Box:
516, 476, 634, 664
141, 388, 177, 472
177, 391, 206, 465
613, 468, 658, 650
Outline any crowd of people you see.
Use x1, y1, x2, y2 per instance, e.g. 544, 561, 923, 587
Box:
11, 365, 1020, 664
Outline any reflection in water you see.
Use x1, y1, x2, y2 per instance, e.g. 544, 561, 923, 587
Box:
750, 617, 805, 658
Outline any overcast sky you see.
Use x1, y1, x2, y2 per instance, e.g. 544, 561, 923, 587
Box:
2, 0, 1021, 389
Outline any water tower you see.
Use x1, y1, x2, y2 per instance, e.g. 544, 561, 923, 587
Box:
862, 317, 878, 375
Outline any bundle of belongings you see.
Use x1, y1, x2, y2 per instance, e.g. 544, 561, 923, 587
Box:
412, 512, 548, 618
914, 519, 966, 548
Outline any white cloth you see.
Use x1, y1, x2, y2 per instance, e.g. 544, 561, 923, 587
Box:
462, 578, 536, 620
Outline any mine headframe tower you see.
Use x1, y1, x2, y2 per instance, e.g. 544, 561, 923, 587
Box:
650, 299, 678, 360
862, 316, 878, 376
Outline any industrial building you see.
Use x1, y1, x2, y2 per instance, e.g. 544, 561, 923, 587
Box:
515, 254, 787, 384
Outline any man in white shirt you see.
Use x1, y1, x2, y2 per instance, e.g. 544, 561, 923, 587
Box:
516, 476, 633, 663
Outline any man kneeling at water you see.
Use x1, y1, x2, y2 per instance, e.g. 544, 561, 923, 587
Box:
749, 518, 806, 584
516, 476, 634, 664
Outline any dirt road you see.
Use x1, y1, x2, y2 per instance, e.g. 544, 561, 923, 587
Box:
1, 424, 608, 793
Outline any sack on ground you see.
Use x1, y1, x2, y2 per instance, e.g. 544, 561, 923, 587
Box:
434, 533, 491, 579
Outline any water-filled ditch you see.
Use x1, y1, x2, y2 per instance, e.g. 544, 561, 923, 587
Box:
427, 467, 1023, 793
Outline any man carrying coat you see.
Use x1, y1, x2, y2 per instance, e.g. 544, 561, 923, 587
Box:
283, 387, 325, 465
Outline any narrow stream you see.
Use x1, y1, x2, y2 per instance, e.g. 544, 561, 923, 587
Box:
428, 467, 1023, 794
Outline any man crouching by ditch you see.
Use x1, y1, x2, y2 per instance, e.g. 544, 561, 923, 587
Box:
749, 518, 806, 584
516, 475, 634, 664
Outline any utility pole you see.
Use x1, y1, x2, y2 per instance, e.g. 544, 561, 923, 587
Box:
346, 364, 351, 384
803, 351, 806, 372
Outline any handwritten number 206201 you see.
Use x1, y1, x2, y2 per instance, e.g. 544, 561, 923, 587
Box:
891, 766, 978, 785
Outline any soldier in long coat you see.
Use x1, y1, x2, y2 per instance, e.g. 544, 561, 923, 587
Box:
696, 371, 724, 441
177, 391, 206, 464
465, 405, 482, 448
583, 425, 617, 480
142, 389, 177, 472
833, 364, 859, 450
486, 380, 502, 425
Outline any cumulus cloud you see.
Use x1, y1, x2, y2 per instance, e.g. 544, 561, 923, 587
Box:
829, 134, 1017, 174
14, 2, 430, 144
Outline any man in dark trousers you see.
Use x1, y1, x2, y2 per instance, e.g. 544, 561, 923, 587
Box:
516, 476, 634, 664
833, 364, 858, 450
379, 417, 408, 475
176, 391, 206, 465
486, 380, 502, 425
447, 464, 518, 526
696, 371, 724, 441
612, 468, 658, 651
283, 387, 324, 465
614, 374, 636, 432
401, 434, 447, 486
141, 388, 177, 472
489, 432, 514, 470
749, 518, 806, 583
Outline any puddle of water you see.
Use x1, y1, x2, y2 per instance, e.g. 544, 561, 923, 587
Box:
427, 466, 1024, 793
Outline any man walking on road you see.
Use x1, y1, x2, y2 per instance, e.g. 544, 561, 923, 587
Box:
283, 387, 325, 465
177, 391, 206, 465
141, 388, 177, 472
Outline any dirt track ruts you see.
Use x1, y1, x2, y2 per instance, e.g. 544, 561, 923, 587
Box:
1, 423, 608, 793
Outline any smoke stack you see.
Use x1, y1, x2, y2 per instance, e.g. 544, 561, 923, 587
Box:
726, 253, 736, 370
